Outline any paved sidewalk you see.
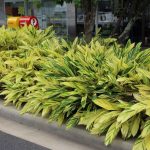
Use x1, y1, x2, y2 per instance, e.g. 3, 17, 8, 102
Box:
0, 131, 50, 150
0, 116, 95, 150
0, 101, 133, 150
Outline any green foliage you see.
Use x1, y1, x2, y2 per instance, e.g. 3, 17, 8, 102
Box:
0, 26, 150, 150
18, 6, 25, 16
0, 26, 21, 50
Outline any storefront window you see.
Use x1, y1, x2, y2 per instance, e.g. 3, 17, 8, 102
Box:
34, 1, 68, 36
5, 2, 24, 16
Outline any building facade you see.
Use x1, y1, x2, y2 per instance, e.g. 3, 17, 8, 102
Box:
0, 0, 150, 45
3, 0, 76, 37
0, 0, 5, 26
2, 0, 115, 37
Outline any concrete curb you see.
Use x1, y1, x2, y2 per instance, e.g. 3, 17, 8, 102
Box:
0, 101, 133, 150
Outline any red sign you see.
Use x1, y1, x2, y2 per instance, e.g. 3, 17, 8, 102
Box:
19, 16, 39, 28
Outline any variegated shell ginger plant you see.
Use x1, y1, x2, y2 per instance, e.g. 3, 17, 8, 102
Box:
0, 26, 150, 150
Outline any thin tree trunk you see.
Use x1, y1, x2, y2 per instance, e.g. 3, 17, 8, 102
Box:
141, 11, 146, 45
83, 0, 96, 42
95, 3, 99, 34
118, 16, 138, 43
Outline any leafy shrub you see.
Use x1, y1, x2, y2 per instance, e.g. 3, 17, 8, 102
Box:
0, 26, 150, 150
0, 25, 57, 51
0, 26, 21, 50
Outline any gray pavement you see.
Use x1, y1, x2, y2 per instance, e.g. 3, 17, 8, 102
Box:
0, 131, 50, 150
0, 116, 96, 150
0, 101, 133, 150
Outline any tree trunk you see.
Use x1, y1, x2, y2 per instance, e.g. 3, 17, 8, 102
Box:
141, 11, 146, 45
118, 16, 138, 43
83, 0, 96, 42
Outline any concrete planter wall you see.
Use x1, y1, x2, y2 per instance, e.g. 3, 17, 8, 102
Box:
0, 101, 133, 150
